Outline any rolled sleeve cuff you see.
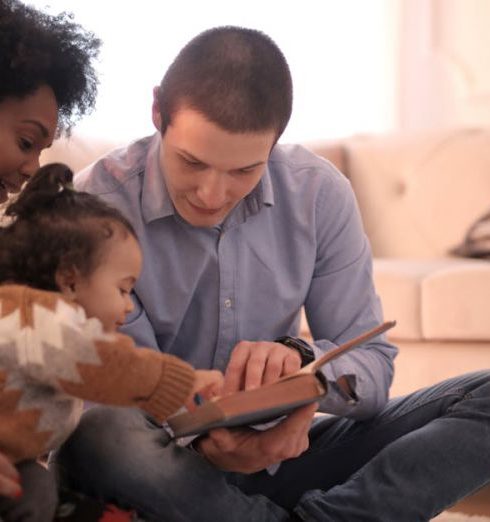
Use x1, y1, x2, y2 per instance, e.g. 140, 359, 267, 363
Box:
310, 341, 360, 416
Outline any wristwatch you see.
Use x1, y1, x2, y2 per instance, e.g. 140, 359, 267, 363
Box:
274, 336, 315, 367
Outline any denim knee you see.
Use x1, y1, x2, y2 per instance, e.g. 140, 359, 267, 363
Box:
52, 406, 274, 521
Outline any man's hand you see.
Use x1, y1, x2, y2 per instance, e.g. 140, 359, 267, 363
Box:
224, 340, 302, 394
195, 340, 313, 473
0, 452, 21, 498
195, 402, 318, 473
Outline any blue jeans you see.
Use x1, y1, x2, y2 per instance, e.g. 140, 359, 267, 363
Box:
53, 371, 490, 522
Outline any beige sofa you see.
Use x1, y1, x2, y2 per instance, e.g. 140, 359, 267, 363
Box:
307, 128, 490, 397
42, 128, 490, 398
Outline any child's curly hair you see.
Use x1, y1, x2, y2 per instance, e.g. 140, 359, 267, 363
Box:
0, 0, 101, 134
0, 163, 137, 291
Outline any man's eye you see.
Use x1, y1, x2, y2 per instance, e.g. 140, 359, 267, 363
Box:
182, 156, 205, 169
119, 288, 129, 296
231, 165, 258, 175
236, 167, 256, 174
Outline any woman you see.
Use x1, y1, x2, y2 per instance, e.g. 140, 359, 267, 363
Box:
0, 0, 100, 203
0, 0, 101, 519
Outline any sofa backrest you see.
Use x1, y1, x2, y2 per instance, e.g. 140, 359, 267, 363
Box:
40, 133, 124, 173
42, 129, 490, 260
310, 128, 490, 259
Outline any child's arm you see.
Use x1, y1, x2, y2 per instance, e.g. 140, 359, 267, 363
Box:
60, 332, 198, 422
0, 285, 222, 422
60, 335, 224, 422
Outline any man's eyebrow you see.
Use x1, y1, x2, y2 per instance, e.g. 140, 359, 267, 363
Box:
236, 160, 265, 170
177, 148, 265, 170
177, 149, 205, 163
122, 276, 137, 284
21, 119, 49, 138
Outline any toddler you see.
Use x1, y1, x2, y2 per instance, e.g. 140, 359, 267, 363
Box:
0, 163, 223, 520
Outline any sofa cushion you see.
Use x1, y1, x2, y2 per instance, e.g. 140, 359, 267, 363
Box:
374, 257, 490, 341
343, 129, 490, 258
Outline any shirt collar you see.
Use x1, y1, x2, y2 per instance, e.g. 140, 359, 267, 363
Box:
260, 162, 274, 206
221, 164, 275, 229
141, 133, 275, 226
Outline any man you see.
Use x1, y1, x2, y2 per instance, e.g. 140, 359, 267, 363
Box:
56, 26, 490, 521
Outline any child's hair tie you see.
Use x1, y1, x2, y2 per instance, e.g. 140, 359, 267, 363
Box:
60, 181, 75, 192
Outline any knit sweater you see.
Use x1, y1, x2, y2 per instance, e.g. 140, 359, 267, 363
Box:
0, 284, 196, 463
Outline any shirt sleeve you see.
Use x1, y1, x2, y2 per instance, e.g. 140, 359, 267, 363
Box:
304, 173, 398, 420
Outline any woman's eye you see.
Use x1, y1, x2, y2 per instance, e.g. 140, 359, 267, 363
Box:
19, 138, 34, 151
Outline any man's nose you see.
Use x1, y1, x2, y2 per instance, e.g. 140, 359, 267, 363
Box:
196, 171, 226, 208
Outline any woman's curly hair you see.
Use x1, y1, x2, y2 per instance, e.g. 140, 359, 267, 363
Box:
0, 0, 101, 134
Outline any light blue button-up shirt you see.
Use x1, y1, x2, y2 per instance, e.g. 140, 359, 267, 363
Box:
76, 133, 397, 419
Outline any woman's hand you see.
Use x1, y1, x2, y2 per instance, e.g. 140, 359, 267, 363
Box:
0, 452, 21, 498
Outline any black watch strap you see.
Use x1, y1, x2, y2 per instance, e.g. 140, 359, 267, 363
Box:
274, 336, 315, 367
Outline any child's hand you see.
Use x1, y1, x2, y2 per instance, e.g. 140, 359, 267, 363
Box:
186, 369, 224, 411
0, 452, 21, 498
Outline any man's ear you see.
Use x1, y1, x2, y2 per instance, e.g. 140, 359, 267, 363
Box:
55, 266, 80, 301
152, 86, 162, 131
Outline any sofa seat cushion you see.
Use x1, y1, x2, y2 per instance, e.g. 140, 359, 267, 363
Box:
374, 257, 490, 341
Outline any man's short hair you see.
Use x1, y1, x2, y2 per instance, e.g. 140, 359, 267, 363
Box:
157, 26, 293, 140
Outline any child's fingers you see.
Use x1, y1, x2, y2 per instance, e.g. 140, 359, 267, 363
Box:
193, 370, 224, 397
185, 370, 224, 410
196, 383, 219, 401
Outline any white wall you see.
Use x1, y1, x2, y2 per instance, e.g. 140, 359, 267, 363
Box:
28, 0, 400, 143
399, 0, 490, 132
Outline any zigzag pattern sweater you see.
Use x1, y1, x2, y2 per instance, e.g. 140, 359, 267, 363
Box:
0, 284, 195, 463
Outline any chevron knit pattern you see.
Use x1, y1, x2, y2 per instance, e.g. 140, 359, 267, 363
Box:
0, 285, 195, 463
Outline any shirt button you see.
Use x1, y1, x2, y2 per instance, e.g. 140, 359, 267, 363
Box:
224, 298, 232, 308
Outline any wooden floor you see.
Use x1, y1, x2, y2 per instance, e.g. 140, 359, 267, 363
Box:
449, 485, 490, 516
